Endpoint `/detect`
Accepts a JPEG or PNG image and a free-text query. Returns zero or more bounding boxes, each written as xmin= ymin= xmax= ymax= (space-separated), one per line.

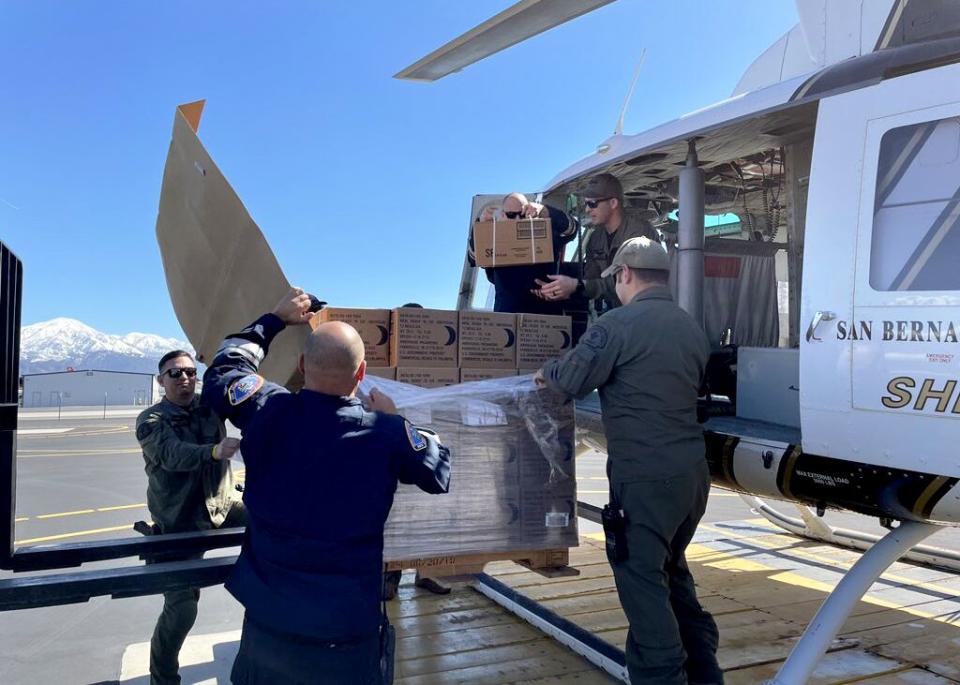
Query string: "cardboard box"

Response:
xmin=458 ymin=311 xmax=517 ymax=369
xmin=317 ymin=308 xmax=391 ymax=366
xmin=390 ymin=308 xmax=458 ymax=368
xmin=396 ymin=367 xmax=460 ymax=388
xmin=516 ymin=314 xmax=573 ymax=369
xmin=472 ymin=218 xmax=554 ymax=267
xmin=366 ymin=367 xmax=396 ymax=380
xmin=460 ymin=368 xmax=519 ymax=383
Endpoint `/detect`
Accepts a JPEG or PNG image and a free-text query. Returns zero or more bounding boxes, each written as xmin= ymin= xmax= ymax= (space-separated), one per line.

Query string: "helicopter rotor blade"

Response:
xmin=395 ymin=0 xmax=616 ymax=82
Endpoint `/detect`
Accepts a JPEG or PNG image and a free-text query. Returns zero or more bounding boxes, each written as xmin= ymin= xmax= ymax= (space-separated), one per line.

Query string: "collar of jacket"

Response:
xmin=298 ymin=389 xmax=361 ymax=407
xmin=630 ymin=285 xmax=673 ymax=304
xmin=602 ymin=213 xmax=633 ymax=242
xmin=160 ymin=395 xmax=201 ymax=415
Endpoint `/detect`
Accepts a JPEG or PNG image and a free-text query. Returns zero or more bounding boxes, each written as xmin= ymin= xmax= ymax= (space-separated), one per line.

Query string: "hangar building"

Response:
xmin=22 ymin=370 xmax=156 ymax=408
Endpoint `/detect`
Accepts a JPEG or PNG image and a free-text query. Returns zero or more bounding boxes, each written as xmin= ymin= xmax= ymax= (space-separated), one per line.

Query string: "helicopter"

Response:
xmin=396 ymin=0 xmax=960 ymax=682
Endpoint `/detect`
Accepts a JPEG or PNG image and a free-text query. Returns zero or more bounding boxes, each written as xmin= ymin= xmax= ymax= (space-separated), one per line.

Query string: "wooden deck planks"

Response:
xmin=393 ymin=604 xmax=521 ymax=637
xmin=397 ymin=650 xmax=617 ymax=684
xmin=496 ymin=562 xmax=613 ymax=589
xmin=725 ymin=649 xmax=916 ymax=684
xmin=391 ymin=578 xmax=616 ymax=683
xmin=397 ymin=638 xmax=616 ymax=682
xmin=856 ymin=670 xmax=960 ymax=684
xmin=398 ymin=622 xmax=544 ymax=661
xmin=390 ymin=522 xmax=960 ymax=683
xmin=387 ymin=586 xmax=492 ymax=619
xmin=857 ymin=623 xmax=960 ymax=682
xmin=510 ymin=671 xmax=620 ymax=684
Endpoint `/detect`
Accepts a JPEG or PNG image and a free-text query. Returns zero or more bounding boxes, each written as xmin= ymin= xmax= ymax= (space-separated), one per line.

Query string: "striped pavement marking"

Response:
xmin=17 ymin=447 xmax=142 ymax=458
xmin=16 ymin=524 xmax=134 ymax=546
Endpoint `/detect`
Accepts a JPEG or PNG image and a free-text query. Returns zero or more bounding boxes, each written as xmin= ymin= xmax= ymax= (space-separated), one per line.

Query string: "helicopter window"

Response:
xmin=871 ymin=117 xmax=960 ymax=291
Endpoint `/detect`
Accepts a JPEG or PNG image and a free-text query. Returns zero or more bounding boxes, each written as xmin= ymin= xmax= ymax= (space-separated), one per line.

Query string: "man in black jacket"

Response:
xmin=202 ymin=288 xmax=452 ymax=684
xmin=469 ymin=192 xmax=577 ymax=314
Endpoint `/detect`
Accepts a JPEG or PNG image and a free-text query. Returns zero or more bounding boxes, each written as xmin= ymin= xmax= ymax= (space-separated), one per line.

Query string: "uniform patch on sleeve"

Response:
xmin=405 ymin=420 xmax=428 ymax=451
xmin=228 ymin=374 xmax=264 ymax=406
xmin=582 ymin=325 xmax=609 ymax=350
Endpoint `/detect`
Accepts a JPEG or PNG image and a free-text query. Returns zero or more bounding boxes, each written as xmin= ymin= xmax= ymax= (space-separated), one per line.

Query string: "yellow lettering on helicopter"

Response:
xmin=881 ymin=376 xmax=960 ymax=413
xmin=881 ymin=376 xmax=914 ymax=409
xmin=916 ymin=378 xmax=958 ymax=412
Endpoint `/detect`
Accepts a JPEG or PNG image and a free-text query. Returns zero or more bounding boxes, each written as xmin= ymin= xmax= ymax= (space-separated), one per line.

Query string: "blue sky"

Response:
xmin=1 ymin=1 xmax=797 ymax=339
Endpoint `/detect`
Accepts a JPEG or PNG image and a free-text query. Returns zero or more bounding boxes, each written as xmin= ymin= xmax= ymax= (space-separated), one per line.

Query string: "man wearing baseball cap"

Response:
xmin=535 ymin=237 xmax=722 ymax=685
xmin=534 ymin=173 xmax=655 ymax=314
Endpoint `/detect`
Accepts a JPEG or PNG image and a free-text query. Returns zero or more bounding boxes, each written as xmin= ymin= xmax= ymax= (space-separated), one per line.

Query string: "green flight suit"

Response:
xmin=543 ymin=286 xmax=722 ymax=685
xmin=136 ymin=396 xmax=245 ymax=685
xmin=581 ymin=214 xmax=657 ymax=312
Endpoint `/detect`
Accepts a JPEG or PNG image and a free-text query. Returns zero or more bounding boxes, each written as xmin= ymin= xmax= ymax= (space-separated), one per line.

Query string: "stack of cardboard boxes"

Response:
xmin=320 ymin=305 xmax=580 ymax=562
xmin=381 ymin=381 xmax=578 ymax=560
xmin=317 ymin=307 xmax=573 ymax=386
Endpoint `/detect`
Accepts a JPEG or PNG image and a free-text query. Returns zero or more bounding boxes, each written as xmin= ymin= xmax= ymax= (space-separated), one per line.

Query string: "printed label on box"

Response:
xmin=459 ymin=312 xmax=516 ymax=369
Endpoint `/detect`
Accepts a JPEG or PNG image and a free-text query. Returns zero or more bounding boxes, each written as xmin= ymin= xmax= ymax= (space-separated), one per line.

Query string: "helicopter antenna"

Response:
xmin=614 ymin=47 xmax=646 ymax=136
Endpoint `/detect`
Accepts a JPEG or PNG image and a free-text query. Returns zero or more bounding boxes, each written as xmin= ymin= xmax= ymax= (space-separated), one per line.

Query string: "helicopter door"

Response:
xmin=802 ymin=62 xmax=960 ymax=476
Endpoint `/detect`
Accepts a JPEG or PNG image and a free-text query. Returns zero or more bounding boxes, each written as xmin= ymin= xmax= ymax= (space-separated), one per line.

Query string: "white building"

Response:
xmin=22 ymin=369 xmax=157 ymax=408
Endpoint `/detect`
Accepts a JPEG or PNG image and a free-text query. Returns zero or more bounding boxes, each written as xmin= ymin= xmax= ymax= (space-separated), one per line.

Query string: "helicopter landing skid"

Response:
xmin=740 ymin=495 xmax=940 ymax=685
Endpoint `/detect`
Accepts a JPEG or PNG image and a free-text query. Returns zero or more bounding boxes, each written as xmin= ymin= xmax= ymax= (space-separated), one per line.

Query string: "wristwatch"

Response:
xmin=575 ymin=279 xmax=585 ymax=296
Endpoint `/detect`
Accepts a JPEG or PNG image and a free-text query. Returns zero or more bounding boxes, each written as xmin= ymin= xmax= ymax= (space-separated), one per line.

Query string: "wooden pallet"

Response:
xmin=386 ymin=547 xmax=579 ymax=579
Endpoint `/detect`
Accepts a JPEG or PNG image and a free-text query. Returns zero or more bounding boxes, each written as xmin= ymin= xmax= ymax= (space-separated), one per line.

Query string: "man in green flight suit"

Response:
xmin=534 ymin=173 xmax=655 ymax=314
xmin=535 ymin=237 xmax=723 ymax=684
xmin=135 ymin=349 xmax=247 ymax=685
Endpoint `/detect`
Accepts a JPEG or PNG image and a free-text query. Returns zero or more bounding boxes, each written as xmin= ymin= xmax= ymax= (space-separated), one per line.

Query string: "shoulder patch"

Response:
xmin=582 ymin=325 xmax=609 ymax=351
xmin=228 ymin=374 xmax=264 ymax=406
xmin=405 ymin=420 xmax=428 ymax=452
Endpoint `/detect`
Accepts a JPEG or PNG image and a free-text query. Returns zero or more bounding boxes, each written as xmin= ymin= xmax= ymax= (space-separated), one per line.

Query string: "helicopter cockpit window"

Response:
xmin=871 ymin=116 xmax=960 ymax=291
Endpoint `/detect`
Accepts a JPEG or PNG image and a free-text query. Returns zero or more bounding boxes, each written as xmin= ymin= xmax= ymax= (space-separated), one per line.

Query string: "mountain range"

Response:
xmin=19 ymin=318 xmax=193 ymax=375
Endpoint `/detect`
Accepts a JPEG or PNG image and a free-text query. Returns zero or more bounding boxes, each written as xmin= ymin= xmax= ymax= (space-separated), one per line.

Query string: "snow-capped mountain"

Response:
xmin=19 ymin=318 xmax=194 ymax=375
xmin=119 ymin=332 xmax=192 ymax=358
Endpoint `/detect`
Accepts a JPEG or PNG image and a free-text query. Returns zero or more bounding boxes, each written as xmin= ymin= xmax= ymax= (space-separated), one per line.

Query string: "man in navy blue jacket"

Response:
xmin=469 ymin=192 xmax=577 ymax=315
xmin=202 ymin=288 xmax=451 ymax=684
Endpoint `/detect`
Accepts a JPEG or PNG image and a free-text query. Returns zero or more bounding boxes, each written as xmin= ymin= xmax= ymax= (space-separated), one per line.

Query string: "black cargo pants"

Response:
xmin=149 ymin=501 xmax=248 ymax=685
xmin=609 ymin=459 xmax=723 ymax=685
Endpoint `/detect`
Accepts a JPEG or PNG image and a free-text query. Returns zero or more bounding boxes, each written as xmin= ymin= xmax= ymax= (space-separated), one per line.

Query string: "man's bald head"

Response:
xmin=301 ymin=321 xmax=366 ymax=395
xmin=502 ymin=192 xmax=528 ymax=214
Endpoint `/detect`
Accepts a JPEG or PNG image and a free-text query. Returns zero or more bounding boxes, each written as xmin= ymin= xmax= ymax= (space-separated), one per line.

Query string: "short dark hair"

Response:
xmin=158 ymin=350 xmax=195 ymax=373
xmin=627 ymin=268 xmax=669 ymax=286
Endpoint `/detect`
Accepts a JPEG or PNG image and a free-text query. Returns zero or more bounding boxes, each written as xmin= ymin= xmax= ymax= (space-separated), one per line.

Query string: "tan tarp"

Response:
xmin=155 ymin=101 xmax=306 ymax=384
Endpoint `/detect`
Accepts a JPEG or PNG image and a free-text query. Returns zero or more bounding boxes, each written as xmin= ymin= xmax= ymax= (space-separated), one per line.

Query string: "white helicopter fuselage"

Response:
xmin=401 ymin=0 xmax=960 ymax=526
xmin=540 ymin=42 xmax=960 ymax=526
xmin=400 ymin=3 xmax=960 ymax=681
xmin=800 ymin=64 xmax=960 ymax=520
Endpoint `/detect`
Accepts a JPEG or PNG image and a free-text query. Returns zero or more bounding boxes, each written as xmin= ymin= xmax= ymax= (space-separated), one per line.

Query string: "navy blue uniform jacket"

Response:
xmin=469 ymin=204 xmax=577 ymax=315
xmin=201 ymin=313 xmax=451 ymax=640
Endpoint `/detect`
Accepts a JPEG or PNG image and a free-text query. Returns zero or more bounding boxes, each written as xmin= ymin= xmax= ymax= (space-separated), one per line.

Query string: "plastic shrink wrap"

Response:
xmin=357 ymin=374 xmax=578 ymax=560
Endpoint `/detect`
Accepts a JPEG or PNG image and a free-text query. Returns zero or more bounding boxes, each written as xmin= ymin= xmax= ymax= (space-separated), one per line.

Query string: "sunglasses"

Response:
xmin=504 ymin=210 xmax=524 ymax=219
xmin=162 ymin=367 xmax=198 ymax=379
xmin=585 ymin=197 xmax=613 ymax=209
